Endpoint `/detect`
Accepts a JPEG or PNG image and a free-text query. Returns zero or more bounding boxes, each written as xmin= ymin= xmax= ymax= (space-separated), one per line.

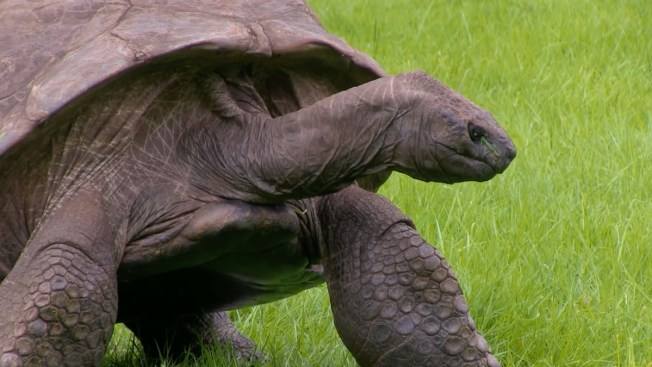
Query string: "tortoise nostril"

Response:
xmin=502 ymin=140 xmax=517 ymax=161
xmin=506 ymin=146 xmax=517 ymax=160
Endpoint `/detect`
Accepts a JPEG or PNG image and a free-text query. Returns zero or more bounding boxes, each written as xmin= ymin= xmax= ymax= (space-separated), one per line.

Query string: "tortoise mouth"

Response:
xmin=435 ymin=136 xmax=516 ymax=183
xmin=440 ymin=159 xmax=497 ymax=183
xmin=431 ymin=142 xmax=499 ymax=183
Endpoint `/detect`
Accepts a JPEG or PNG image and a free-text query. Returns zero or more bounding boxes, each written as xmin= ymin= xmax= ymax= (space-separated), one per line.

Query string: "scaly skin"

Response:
xmin=318 ymin=186 xmax=499 ymax=367
xmin=0 ymin=190 xmax=117 ymax=367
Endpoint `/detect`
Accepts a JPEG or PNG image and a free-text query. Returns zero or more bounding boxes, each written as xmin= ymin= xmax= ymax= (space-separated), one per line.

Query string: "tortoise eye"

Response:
xmin=468 ymin=123 xmax=486 ymax=143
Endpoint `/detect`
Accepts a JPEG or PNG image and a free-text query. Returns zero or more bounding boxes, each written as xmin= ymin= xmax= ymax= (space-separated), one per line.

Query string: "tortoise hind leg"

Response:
xmin=124 ymin=311 xmax=262 ymax=364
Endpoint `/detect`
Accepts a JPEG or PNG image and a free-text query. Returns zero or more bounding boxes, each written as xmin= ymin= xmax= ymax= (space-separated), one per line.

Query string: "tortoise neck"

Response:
xmin=181 ymin=75 xmax=406 ymax=204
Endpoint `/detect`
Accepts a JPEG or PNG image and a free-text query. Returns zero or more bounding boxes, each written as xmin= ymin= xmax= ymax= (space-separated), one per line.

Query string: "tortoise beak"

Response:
xmin=489 ymin=138 xmax=516 ymax=174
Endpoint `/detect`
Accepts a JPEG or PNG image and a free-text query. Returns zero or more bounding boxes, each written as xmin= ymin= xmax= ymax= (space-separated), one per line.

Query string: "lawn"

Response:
xmin=106 ymin=0 xmax=652 ymax=366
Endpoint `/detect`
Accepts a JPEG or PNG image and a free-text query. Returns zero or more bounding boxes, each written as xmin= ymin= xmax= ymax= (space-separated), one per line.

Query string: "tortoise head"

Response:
xmin=391 ymin=71 xmax=516 ymax=183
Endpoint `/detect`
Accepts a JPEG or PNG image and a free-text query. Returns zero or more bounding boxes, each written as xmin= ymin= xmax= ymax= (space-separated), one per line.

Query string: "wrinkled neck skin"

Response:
xmin=179 ymin=73 xmax=406 ymax=203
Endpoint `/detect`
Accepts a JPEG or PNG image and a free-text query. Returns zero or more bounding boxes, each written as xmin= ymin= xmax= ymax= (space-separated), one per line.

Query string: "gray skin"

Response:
xmin=0 ymin=1 xmax=515 ymax=366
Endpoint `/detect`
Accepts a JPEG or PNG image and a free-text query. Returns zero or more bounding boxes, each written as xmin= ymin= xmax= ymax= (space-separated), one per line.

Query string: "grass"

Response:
xmin=106 ymin=0 xmax=652 ymax=366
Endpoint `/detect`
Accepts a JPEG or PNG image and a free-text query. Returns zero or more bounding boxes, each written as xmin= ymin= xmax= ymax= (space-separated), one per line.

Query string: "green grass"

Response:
xmin=106 ymin=0 xmax=652 ymax=365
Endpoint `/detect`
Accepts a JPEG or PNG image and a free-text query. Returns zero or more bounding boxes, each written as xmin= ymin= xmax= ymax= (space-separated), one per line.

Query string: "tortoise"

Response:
xmin=0 ymin=0 xmax=516 ymax=366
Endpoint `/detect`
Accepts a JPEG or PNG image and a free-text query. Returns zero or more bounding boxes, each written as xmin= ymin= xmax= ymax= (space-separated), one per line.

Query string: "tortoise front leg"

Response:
xmin=317 ymin=186 xmax=499 ymax=367
xmin=0 ymin=192 xmax=118 ymax=367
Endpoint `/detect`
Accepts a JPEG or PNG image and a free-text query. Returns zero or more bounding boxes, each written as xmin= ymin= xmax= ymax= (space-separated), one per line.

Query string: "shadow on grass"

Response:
xmin=104 ymin=324 xmax=269 ymax=367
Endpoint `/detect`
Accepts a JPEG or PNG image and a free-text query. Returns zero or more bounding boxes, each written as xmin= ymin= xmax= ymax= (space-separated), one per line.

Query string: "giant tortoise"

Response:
xmin=0 ymin=0 xmax=515 ymax=366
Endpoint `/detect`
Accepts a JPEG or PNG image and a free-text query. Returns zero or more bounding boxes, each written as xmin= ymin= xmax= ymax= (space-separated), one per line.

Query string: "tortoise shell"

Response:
xmin=0 ymin=0 xmax=385 ymax=156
